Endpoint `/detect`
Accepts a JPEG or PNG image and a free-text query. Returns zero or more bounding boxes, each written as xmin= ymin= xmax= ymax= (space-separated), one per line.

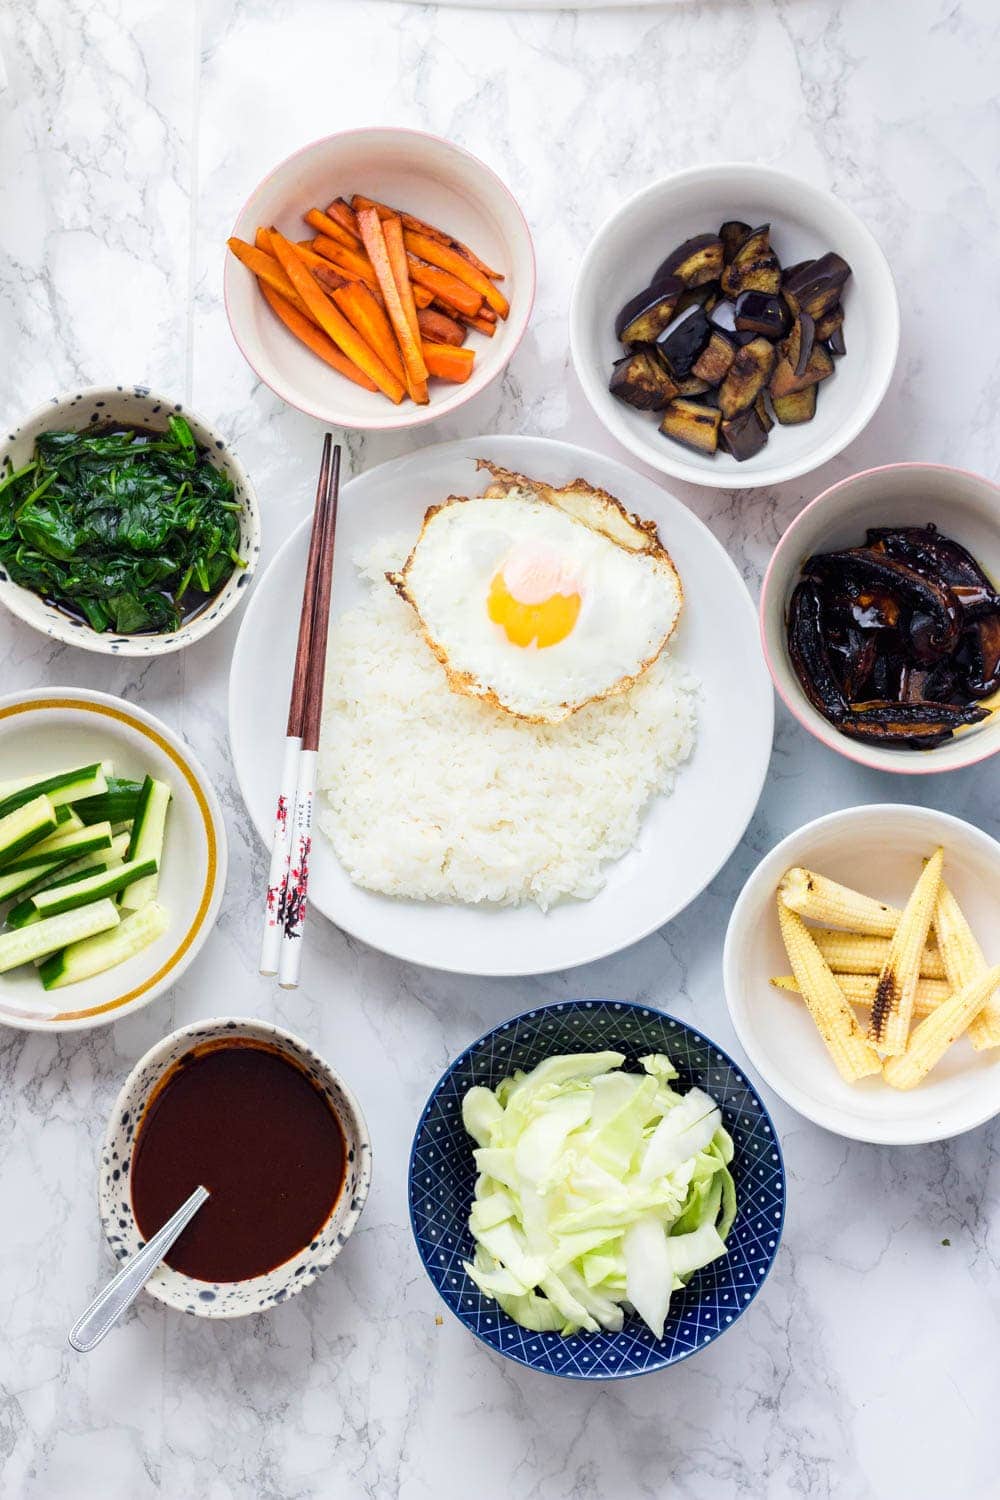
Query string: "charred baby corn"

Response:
xmin=776 ymin=903 xmax=882 ymax=1083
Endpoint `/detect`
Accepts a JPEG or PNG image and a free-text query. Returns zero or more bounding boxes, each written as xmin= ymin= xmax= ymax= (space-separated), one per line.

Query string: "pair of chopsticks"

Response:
xmin=259 ymin=435 xmax=341 ymax=988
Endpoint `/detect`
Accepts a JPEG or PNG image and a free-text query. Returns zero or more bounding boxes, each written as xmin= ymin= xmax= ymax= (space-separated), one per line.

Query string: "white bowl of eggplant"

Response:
xmin=0 ymin=385 xmax=261 ymax=656
xmin=760 ymin=462 xmax=1000 ymax=772
xmin=570 ymin=163 xmax=899 ymax=489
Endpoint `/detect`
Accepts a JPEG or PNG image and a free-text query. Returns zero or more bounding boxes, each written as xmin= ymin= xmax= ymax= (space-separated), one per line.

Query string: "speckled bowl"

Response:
xmin=99 ymin=1017 xmax=372 ymax=1318
xmin=409 ymin=999 xmax=785 ymax=1379
xmin=0 ymin=385 xmax=261 ymax=656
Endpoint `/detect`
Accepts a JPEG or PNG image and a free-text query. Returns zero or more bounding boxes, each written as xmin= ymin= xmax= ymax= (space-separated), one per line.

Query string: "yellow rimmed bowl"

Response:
xmin=0 ymin=688 xmax=227 ymax=1031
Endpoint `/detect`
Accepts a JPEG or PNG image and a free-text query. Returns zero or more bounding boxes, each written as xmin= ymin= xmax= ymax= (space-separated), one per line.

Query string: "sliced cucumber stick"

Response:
xmin=0 ymin=825 xmax=114 ymax=890
xmin=8 ymin=854 xmax=145 ymax=930
xmin=22 ymin=833 xmax=130 ymax=902
xmin=31 ymin=857 xmax=157 ymax=920
xmin=0 ymin=795 xmax=59 ymax=871
xmin=0 ymin=853 xmax=67 ymax=903
xmin=76 ymin=778 xmax=143 ymax=827
xmin=40 ymin=902 xmax=168 ymax=990
xmin=121 ymin=778 xmax=171 ymax=910
xmin=0 ymin=899 xmax=120 ymax=973
xmin=0 ymin=763 xmax=108 ymax=821
xmin=0 ymin=760 xmax=114 ymax=802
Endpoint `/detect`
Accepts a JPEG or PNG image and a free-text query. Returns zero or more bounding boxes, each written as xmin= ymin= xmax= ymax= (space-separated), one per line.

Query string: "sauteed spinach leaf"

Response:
xmin=0 ymin=416 xmax=245 ymax=634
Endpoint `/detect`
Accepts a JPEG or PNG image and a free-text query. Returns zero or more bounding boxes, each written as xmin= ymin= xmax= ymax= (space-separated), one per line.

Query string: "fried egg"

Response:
xmin=388 ymin=465 xmax=683 ymax=723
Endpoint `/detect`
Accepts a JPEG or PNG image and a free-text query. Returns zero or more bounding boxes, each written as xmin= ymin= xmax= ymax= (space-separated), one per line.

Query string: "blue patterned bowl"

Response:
xmin=409 ymin=1000 xmax=784 ymax=1378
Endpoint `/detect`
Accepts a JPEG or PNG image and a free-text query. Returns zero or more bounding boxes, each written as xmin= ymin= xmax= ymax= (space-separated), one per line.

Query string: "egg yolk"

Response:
xmin=487 ymin=552 xmax=582 ymax=648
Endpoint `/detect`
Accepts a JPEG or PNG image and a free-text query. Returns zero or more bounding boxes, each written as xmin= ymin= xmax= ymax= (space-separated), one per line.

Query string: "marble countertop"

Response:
xmin=1 ymin=1 xmax=999 ymax=1496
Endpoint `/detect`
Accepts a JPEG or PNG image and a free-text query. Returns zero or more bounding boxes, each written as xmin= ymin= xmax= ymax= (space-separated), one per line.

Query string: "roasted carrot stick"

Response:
xmin=403 ymin=230 xmax=509 ymax=319
xmin=228 ymin=238 xmax=315 ymax=321
xmin=259 ymin=283 xmax=378 ymax=392
xmin=356 ymin=207 xmax=428 ymax=401
xmin=332 ymin=280 xmax=407 ymax=386
xmin=269 ymin=230 xmax=405 ymax=403
xmin=405 ymin=260 xmax=481 ymax=317
xmin=324 ymin=198 xmax=363 ymax=244
xmin=383 ymin=216 xmax=422 ymax=344
xmin=422 ymin=342 xmax=475 ymax=383
xmin=311 ymin=235 xmax=436 ymax=308
xmin=443 ymin=304 xmax=497 ymax=337
xmin=311 ymin=263 xmax=349 ymax=295
xmin=311 ymin=235 xmax=381 ymax=288
xmin=416 ymin=306 xmax=467 ymax=347
xmin=350 ymin=193 xmax=503 ymax=281
xmin=304 ymin=208 xmax=361 ymax=253
xmin=290 ymin=237 xmax=346 ymax=273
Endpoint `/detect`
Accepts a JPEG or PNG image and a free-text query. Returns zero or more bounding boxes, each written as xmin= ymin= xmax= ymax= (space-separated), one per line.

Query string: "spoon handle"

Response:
xmin=69 ymin=1185 xmax=209 ymax=1352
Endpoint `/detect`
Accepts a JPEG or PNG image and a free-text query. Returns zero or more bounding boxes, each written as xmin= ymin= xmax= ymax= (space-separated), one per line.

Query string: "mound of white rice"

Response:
xmin=317 ymin=537 xmax=698 ymax=910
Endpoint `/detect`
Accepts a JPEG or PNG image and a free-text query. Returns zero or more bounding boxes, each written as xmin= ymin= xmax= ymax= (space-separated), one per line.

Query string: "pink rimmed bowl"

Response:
xmin=224 ymin=128 xmax=535 ymax=431
xmin=760 ymin=462 xmax=1000 ymax=774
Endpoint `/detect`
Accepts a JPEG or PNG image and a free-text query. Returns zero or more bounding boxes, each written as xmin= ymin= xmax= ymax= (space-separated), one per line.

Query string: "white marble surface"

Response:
xmin=1 ymin=1 xmax=999 ymax=1495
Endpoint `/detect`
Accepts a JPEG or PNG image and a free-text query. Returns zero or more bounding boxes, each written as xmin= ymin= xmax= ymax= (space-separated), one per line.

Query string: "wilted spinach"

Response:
xmin=0 ymin=415 xmax=246 ymax=633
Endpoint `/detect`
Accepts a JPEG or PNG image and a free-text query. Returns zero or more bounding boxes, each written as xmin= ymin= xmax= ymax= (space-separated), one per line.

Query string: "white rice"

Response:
xmin=318 ymin=536 xmax=699 ymax=910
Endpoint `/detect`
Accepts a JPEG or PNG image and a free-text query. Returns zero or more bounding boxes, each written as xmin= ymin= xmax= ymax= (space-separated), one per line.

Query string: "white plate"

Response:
xmin=229 ymin=436 xmax=773 ymax=976
xmin=724 ymin=804 xmax=1000 ymax=1144
xmin=0 ymin=689 xmax=227 ymax=1031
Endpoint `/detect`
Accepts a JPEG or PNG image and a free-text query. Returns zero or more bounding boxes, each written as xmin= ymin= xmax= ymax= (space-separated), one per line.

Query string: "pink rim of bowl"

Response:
xmin=223 ymin=127 xmax=536 ymax=432
xmin=760 ymin=459 xmax=1000 ymax=775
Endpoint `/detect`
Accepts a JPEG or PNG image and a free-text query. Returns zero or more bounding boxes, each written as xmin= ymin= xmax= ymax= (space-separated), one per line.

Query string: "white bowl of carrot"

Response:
xmin=224 ymin=128 xmax=536 ymax=430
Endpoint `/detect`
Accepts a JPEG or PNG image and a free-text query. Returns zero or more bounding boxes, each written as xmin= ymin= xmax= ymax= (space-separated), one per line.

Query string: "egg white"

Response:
xmin=389 ymin=474 xmax=683 ymax=723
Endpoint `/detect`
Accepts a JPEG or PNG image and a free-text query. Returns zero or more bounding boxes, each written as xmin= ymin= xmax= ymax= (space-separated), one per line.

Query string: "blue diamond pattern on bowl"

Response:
xmin=408 ymin=999 xmax=784 ymax=1379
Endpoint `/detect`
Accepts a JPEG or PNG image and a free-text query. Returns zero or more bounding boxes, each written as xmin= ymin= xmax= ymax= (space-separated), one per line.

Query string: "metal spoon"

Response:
xmin=68 ymin=1185 xmax=209 ymax=1352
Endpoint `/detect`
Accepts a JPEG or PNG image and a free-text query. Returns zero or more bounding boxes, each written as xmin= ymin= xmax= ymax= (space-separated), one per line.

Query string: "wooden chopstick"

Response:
xmin=277 ymin=442 xmax=341 ymax=989
xmin=259 ymin=435 xmax=334 ymax=978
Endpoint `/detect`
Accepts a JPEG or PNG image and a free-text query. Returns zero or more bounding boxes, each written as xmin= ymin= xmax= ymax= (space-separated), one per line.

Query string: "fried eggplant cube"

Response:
xmin=770 ymin=341 xmax=834 ymax=398
xmin=734 ymin=291 xmax=789 ymax=338
xmin=659 ymin=399 xmax=721 ymax=455
xmin=654 ymin=305 xmax=712 ymax=379
xmin=782 ymin=253 xmax=852 ymax=320
xmin=720 ymin=406 xmax=770 ymax=461
xmin=718 ymin=337 xmax=777 ymax=419
xmin=608 ymin=349 xmax=679 ymax=410
xmin=719 ymin=220 xmax=753 ymax=263
xmin=721 ymin=225 xmax=781 ymax=297
xmin=615 ymin=275 xmax=685 ymax=344
xmin=692 ymin=329 xmax=736 ymax=384
xmin=653 ymin=234 xmax=725 ymax=288
xmin=782 ymin=312 xmax=816 ymax=377
xmin=772 ymin=385 xmax=818 ymax=424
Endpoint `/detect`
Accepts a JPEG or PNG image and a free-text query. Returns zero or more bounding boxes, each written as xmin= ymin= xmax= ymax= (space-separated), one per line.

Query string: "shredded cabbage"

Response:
xmin=461 ymin=1051 xmax=737 ymax=1340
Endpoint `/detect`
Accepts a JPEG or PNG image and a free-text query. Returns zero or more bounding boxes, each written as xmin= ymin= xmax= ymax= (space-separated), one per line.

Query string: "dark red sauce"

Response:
xmin=131 ymin=1040 xmax=346 ymax=1283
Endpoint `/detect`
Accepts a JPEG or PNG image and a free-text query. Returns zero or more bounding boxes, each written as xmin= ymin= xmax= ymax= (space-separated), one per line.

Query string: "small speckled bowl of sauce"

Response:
xmin=99 ymin=1017 xmax=372 ymax=1318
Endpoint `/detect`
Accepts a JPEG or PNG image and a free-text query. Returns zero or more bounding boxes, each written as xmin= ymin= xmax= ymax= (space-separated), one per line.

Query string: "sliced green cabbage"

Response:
xmin=461 ymin=1050 xmax=737 ymax=1341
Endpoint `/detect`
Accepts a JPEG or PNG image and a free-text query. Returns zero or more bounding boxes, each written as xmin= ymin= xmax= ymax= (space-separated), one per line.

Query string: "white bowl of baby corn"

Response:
xmin=724 ymin=803 xmax=1000 ymax=1145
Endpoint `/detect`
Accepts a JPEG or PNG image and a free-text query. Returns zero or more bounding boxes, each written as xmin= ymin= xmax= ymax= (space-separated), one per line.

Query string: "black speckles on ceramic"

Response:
xmin=98 ymin=1017 xmax=372 ymax=1320
xmin=0 ymin=386 xmax=262 ymax=658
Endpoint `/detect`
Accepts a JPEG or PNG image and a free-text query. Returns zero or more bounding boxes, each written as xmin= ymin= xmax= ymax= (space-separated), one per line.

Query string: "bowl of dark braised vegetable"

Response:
xmin=570 ymin=164 xmax=899 ymax=489
xmin=0 ymin=387 xmax=260 ymax=655
xmin=761 ymin=463 xmax=1000 ymax=772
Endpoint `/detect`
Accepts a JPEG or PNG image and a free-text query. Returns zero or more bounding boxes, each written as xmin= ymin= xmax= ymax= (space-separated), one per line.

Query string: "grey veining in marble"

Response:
xmin=1 ymin=1 xmax=999 ymax=1496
